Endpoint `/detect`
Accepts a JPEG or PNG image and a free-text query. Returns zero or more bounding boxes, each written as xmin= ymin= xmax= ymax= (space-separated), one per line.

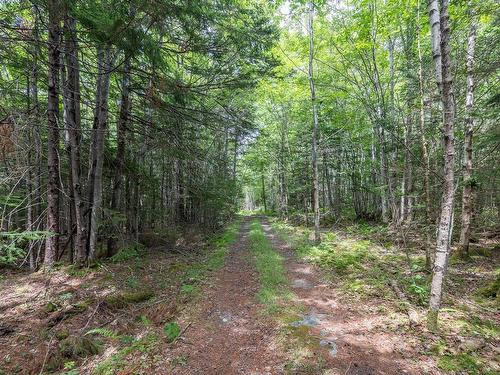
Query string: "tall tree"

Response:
xmin=417 ymin=0 xmax=433 ymax=270
xmin=428 ymin=0 xmax=442 ymax=90
xmin=27 ymin=4 xmax=42 ymax=270
xmin=307 ymin=0 xmax=321 ymax=243
xmin=61 ymin=9 xmax=86 ymax=264
xmin=458 ymin=4 xmax=477 ymax=258
xmin=428 ymin=0 xmax=456 ymax=330
xmin=107 ymin=56 xmax=131 ymax=256
xmin=44 ymin=0 xmax=62 ymax=268
xmin=87 ymin=46 xmax=112 ymax=262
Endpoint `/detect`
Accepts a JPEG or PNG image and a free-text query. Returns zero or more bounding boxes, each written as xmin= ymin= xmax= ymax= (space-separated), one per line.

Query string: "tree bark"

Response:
xmin=307 ymin=0 xmax=321 ymax=242
xmin=62 ymin=12 xmax=86 ymax=264
xmin=428 ymin=0 xmax=456 ymax=330
xmin=428 ymin=0 xmax=442 ymax=90
xmin=261 ymin=165 xmax=267 ymax=212
xmin=107 ymin=56 xmax=131 ymax=257
xmin=417 ymin=1 xmax=433 ymax=270
xmin=400 ymin=114 xmax=413 ymax=225
xmin=26 ymin=75 xmax=35 ymax=270
xmin=27 ymin=5 xmax=42 ymax=270
xmin=458 ymin=8 xmax=477 ymax=258
xmin=44 ymin=0 xmax=62 ymax=268
xmin=87 ymin=46 xmax=112 ymax=262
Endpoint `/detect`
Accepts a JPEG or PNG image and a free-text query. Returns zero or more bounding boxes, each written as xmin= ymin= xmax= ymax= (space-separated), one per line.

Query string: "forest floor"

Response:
xmin=0 ymin=215 xmax=498 ymax=374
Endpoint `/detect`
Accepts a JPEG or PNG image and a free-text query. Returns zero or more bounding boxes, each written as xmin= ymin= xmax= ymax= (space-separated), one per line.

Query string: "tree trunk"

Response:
xmin=307 ymin=0 xmax=321 ymax=242
xmin=61 ymin=58 xmax=75 ymax=261
xmin=400 ymin=114 xmax=413 ymax=225
xmin=26 ymin=74 xmax=36 ymax=270
xmin=428 ymin=0 xmax=442 ymax=90
xmin=417 ymin=1 xmax=433 ymax=270
xmin=428 ymin=0 xmax=456 ymax=330
xmin=261 ymin=166 xmax=267 ymax=212
xmin=324 ymin=158 xmax=334 ymax=215
xmin=458 ymin=9 xmax=477 ymax=258
xmin=87 ymin=46 xmax=112 ymax=262
xmin=107 ymin=56 xmax=131 ymax=257
xmin=373 ymin=119 xmax=390 ymax=223
xmin=27 ymin=5 xmax=41 ymax=270
xmin=44 ymin=0 xmax=62 ymax=268
xmin=62 ymin=12 xmax=86 ymax=264
xmin=233 ymin=128 xmax=239 ymax=181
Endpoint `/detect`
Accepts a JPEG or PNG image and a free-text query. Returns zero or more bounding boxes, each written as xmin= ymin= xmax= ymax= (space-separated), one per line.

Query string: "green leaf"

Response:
xmin=180 ymin=284 xmax=195 ymax=294
xmin=163 ymin=322 xmax=181 ymax=343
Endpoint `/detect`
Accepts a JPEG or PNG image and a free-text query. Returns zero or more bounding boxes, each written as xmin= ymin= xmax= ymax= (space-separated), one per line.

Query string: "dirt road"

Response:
xmin=170 ymin=216 xmax=411 ymax=375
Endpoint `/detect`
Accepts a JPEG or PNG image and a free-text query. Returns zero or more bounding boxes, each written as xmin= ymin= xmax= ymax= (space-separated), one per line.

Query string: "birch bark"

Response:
xmin=428 ymin=0 xmax=456 ymax=330
xmin=458 ymin=8 xmax=477 ymax=258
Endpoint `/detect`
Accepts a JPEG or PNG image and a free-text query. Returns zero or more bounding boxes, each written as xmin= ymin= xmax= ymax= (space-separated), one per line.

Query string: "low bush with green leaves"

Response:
xmin=163 ymin=322 xmax=181 ymax=342
xmin=404 ymin=274 xmax=430 ymax=306
xmin=0 ymin=230 xmax=50 ymax=266
xmin=110 ymin=243 xmax=144 ymax=263
xmin=346 ymin=222 xmax=387 ymax=237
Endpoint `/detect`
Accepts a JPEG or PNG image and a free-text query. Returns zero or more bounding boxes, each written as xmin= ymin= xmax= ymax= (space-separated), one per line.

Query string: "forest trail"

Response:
xmin=169 ymin=216 xmax=286 ymax=374
xmin=171 ymin=216 xmax=410 ymax=375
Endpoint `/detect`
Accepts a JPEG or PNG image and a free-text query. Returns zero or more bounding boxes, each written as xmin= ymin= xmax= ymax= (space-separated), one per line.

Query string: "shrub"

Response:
xmin=0 ymin=231 xmax=50 ymax=266
xmin=110 ymin=244 xmax=143 ymax=263
xmin=163 ymin=322 xmax=181 ymax=342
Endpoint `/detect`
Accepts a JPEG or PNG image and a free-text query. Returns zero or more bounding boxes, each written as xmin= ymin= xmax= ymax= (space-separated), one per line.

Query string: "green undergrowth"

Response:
xmin=438 ymin=353 xmax=478 ymax=373
xmin=238 ymin=209 xmax=277 ymax=216
xmin=345 ymin=222 xmax=388 ymax=237
xmin=476 ymin=273 xmax=500 ymax=306
xmin=44 ymin=335 xmax=102 ymax=373
xmin=271 ymin=218 xmax=500 ymax=374
xmin=93 ymin=333 xmax=160 ymax=375
xmin=110 ymin=243 xmax=144 ymax=262
xmin=270 ymin=219 xmax=432 ymax=304
xmin=437 ymin=353 xmax=491 ymax=375
xmin=87 ymin=322 xmax=184 ymax=374
xmin=461 ymin=316 xmax=500 ymax=339
xmin=249 ymin=220 xmax=291 ymax=313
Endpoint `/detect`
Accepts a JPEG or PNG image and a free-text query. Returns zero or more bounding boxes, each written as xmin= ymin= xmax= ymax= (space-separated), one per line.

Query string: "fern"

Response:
xmin=85 ymin=328 xmax=118 ymax=339
xmin=163 ymin=322 xmax=181 ymax=343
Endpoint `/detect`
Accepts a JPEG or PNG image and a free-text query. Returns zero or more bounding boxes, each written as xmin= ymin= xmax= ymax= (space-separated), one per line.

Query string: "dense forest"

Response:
xmin=0 ymin=0 xmax=498 ymax=374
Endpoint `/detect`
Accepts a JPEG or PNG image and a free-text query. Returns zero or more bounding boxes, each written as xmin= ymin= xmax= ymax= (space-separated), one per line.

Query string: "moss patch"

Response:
xmin=59 ymin=335 xmax=101 ymax=359
xmin=477 ymin=275 xmax=500 ymax=302
xmin=104 ymin=290 xmax=154 ymax=309
xmin=93 ymin=334 xmax=158 ymax=375
xmin=438 ymin=353 xmax=482 ymax=374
